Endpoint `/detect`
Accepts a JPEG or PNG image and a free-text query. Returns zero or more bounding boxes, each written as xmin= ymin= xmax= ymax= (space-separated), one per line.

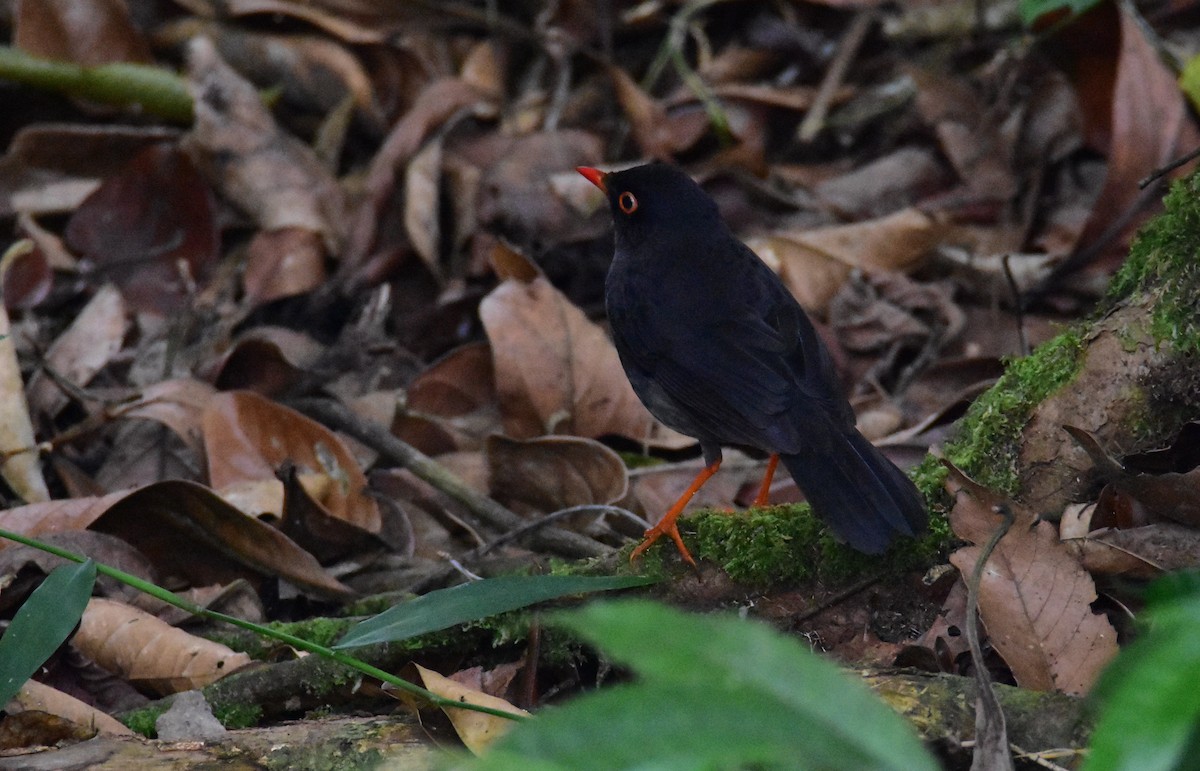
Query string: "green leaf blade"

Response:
xmin=458 ymin=599 xmax=938 ymax=771
xmin=335 ymin=574 xmax=657 ymax=648
xmin=0 ymin=559 xmax=97 ymax=706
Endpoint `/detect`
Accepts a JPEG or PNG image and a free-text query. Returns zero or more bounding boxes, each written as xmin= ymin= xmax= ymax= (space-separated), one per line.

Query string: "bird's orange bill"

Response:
xmin=752 ymin=454 xmax=780 ymax=508
xmin=577 ymin=166 xmax=608 ymax=193
xmin=629 ymin=459 xmax=723 ymax=567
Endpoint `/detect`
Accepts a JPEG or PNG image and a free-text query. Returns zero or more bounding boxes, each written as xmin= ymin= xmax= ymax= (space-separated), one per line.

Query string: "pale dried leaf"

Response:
xmin=6 ymin=680 xmax=134 ymax=736
xmin=405 ymin=137 xmax=444 ymax=278
xmin=0 ymin=242 xmax=50 ymax=502
xmin=75 ymin=598 xmax=251 ymax=696
xmin=26 ymin=284 xmax=128 ymax=417
xmin=415 ymin=663 xmax=529 ymax=755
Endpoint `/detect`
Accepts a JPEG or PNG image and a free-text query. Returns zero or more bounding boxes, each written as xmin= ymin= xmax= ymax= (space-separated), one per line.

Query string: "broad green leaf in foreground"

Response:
xmin=0 ymin=559 xmax=97 ymax=706
xmin=1084 ymin=572 xmax=1200 ymax=771
xmin=455 ymin=599 xmax=939 ymax=771
xmin=1018 ymin=0 xmax=1103 ymax=26
xmin=335 ymin=574 xmax=657 ymax=648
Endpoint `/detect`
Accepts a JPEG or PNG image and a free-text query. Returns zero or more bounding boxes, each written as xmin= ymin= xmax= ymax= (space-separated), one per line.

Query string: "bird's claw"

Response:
xmin=630 ymin=523 xmax=697 ymax=568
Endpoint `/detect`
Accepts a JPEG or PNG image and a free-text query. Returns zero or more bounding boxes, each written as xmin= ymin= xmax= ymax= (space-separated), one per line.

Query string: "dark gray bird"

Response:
xmin=579 ymin=163 xmax=926 ymax=565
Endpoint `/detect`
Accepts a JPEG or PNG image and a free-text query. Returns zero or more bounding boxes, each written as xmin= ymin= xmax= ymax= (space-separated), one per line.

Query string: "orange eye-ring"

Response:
xmin=618 ymin=191 xmax=638 ymax=214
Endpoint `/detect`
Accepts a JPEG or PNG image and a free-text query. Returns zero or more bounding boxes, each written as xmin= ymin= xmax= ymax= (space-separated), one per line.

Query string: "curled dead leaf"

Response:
xmin=75 ymin=597 xmax=251 ymax=696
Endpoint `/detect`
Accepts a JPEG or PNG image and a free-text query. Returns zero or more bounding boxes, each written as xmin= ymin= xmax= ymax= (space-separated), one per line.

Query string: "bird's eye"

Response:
xmin=618 ymin=191 xmax=638 ymax=214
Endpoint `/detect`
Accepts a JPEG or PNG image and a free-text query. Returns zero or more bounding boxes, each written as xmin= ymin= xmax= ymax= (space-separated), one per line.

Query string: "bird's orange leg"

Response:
xmin=751 ymin=454 xmax=780 ymax=508
xmin=630 ymin=459 xmax=722 ymax=567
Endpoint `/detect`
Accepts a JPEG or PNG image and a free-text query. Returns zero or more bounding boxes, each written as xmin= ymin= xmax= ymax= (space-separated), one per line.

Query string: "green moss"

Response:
xmin=684 ymin=504 xmax=951 ymax=587
xmin=214 ymin=702 xmax=263 ymax=729
xmin=120 ymin=704 xmax=168 ymax=738
xmin=941 ymin=329 xmax=1085 ymax=493
xmin=209 ymin=617 xmax=356 ymax=660
xmin=1108 ymin=174 xmax=1200 ymax=354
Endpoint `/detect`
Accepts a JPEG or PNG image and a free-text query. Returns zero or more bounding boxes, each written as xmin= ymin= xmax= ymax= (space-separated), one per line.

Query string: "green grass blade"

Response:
xmin=0 ymin=559 xmax=97 ymax=705
xmin=335 ymin=575 xmax=657 ymax=648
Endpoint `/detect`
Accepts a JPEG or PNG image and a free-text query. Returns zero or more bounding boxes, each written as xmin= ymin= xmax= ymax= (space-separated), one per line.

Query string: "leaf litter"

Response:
xmin=0 ymin=0 xmax=1197 ymax=765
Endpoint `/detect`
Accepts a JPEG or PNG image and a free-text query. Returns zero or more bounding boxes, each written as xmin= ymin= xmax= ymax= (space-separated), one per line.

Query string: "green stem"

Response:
xmin=0 ymin=528 xmax=526 ymax=723
xmin=0 ymin=45 xmax=193 ymax=123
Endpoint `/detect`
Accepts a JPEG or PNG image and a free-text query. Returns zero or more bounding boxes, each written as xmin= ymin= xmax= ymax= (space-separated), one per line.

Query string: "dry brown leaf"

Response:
xmin=183 ymin=37 xmax=345 ymax=251
xmin=344 ymin=78 xmax=488 ymax=271
xmin=0 ymin=242 xmax=50 ymax=503
xmin=5 ymin=680 xmax=135 ymax=737
xmin=118 ymin=378 xmax=218 ymax=455
xmin=405 ymin=137 xmax=444 ymax=279
xmin=486 ymin=434 xmax=629 ymax=516
xmin=414 ymin=663 xmax=529 ymax=755
xmin=75 ymin=598 xmax=252 ymax=696
xmin=0 ymin=494 xmax=126 ymax=549
xmin=393 ymin=341 xmax=501 ymax=455
xmin=64 ymin=144 xmax=219 ymax=316
xmin=26 ymin=284 xmax=129 ymax=417
xmin=1072 ymin=523 xmax=1200 ymax=578
xmin=610 ymin=65 xmax=693 ymax=160
xmin=209 ymin=327 xmax=325 ymax=396
xmin=203 ymin=390 xmax=381 ymax=535
xmin=749 ymin=208 xmax=941 ymax=314
xmin=243 ymin=227 xmax=328 ymax=306
xmin=945 ymin=465 xmax=1117 ymax=695
xmin=1070 ymin=4 xmax=1200 ymax=267
xmin=479 ymin=276 xmax=690 ymax=448
xmin=93 ymin=480 xmax=353 ymax=598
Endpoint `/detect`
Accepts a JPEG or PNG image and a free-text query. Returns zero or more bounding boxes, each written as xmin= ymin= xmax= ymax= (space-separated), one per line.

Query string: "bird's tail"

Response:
xmin=779 ymin=429 xmax=926 ymax=554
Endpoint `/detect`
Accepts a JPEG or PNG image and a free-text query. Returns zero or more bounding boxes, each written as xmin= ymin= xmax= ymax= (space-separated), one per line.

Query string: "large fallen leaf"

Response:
xmin=945 ymin=465 xmax=1117 ymax=695
xmin=25 ymin=283 xmax=128 ymax=417
xmin=182 ymin=37 xmax=345 ymax=250
xmin=335 ymin=574 xmax=657 ymax=649
xmin=64 ymin=143 xmax=219 ymax=316
xmin=747 ymin=208 xmax=942 ymax=315
xmin=74 ymin=597 xmax=251 ymax=696
xmin=203 ymin=390 xmax=381 ymax=535
xmin=93 ymin=480 xmax=353 ymax=598
xmin=5 ymin=679 xmax=133 ymax=736
xmin=415 ymin=664 xmax=529 ymax=755
xmin=486 ymin=434 xmax=628 ymax=516
xmin=393 ymin=341 xmax=501 ymax=455
xmin=479 ymin=276 xmax=690 ymax=448
xmin=0 ymin=241 xmax=50 ymax=503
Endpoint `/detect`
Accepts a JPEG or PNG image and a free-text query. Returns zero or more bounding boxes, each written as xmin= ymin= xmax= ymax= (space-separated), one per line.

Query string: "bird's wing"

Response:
xmin=610 ymin=243 xmax=850 ymax=452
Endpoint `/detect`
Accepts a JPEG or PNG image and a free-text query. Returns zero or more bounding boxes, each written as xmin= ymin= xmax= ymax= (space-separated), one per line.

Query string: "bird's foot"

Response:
xmin=630 ymin=521 xmax=697 ymax=568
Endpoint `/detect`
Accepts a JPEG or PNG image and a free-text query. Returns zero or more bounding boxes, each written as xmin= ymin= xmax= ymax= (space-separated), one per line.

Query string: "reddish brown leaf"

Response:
xmin=118 ymin=379 xmax=218 ymax=456
xmin=945 ymin=465 xmax=1117 ymax=695
xmin=202 ymin=390 xmax=381 ymax=535
xmin=64 ymin=144 xmax=219 ymax=316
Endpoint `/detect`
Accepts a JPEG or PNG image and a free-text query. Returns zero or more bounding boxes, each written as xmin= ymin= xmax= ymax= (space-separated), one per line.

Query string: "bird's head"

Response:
xmin=578 ymin=164 xmax=723 ymax=252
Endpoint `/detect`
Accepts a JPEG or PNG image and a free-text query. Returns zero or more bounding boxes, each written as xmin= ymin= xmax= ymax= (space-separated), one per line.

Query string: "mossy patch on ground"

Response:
xmin=681 ymin=503 xmax=951 ymax=587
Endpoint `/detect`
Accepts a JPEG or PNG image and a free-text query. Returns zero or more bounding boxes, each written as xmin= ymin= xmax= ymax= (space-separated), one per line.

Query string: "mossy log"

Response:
xmin=927 ymin=174 xmax=1200 ymax=517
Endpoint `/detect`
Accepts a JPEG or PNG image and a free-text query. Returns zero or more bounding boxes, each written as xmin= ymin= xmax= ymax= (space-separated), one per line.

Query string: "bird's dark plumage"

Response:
xmin=581 ymin=163 xmax=925 ymax=558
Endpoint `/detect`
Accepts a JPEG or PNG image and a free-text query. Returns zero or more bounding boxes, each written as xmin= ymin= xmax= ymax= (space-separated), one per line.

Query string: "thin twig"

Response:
xmin=793 ymin=573 xmax=885 ymax=625
xmin=797 ymin=9 xmax=876 ymax=142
